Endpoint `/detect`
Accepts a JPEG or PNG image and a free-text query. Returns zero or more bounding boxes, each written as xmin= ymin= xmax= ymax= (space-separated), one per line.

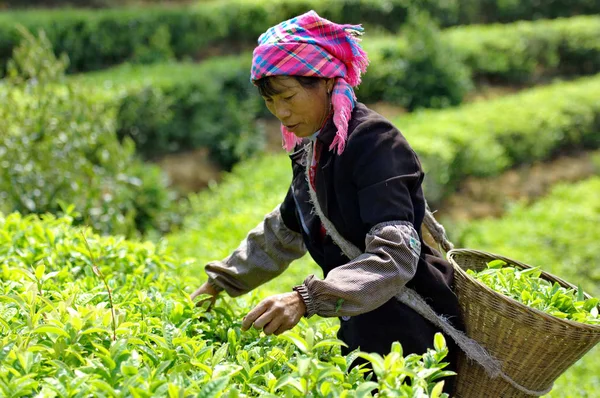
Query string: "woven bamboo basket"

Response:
xmin=447 ymin=249 xmax=600 ymax=397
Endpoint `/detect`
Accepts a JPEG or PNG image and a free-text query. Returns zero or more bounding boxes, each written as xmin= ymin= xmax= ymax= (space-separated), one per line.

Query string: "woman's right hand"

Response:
xmin=190 ymin=282 xmax=221 ymax=309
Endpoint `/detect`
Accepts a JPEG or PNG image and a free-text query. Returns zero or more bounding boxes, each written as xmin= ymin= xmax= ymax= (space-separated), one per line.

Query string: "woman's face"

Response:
xmin=261 ymin=76 xmax=334 ymax=138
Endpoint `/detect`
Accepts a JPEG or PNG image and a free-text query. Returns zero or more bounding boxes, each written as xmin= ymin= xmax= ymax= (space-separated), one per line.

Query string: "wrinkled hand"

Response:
xmin=242 ymin=292 xmax=307 ymax=336
xmin=190 ymin=282 xmax=220 ymax=309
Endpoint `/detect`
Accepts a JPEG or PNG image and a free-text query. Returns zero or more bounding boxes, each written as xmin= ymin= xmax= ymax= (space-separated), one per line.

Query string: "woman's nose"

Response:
xmin=274 ymin=103 xmax=292 ymax=120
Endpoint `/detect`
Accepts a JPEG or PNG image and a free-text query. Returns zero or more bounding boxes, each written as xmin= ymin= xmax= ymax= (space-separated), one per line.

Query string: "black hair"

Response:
xmin=256 ymin=76 xmax=323 ymax=98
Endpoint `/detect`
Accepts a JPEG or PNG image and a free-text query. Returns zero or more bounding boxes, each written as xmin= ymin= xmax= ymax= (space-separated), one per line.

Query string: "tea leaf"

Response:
xmin=32 ymin=325 xmax=69 ymax=338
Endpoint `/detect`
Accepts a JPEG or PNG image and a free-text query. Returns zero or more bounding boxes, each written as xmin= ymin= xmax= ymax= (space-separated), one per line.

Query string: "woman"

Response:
xmin=191 ymin=10 xmax=464 ymax=393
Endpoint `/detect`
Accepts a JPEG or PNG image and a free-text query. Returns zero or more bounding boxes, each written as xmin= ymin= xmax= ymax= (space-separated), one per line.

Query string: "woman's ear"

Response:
xmin=326 ymin=78 xmax=335 ymax=95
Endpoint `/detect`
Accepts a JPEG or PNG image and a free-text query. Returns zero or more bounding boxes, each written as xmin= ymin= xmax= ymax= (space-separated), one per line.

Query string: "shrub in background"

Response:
xmin=3 ymin=0 xmax=600 ymax=77
xmin=100 ymin=56 xmax=265 ymax=170
xmin=0 ymin=28 xmax=182 ymax=237
xmin=445 ymin=16 xmax=600 ymax=84
xmin=363 ymin=10 xmax=472 ymax=110
xmin=395 ymin=75 xmax=600 ymax=203
xmin=359 ymin=16 xmax=600 ymax=104
xmin=73 ymin=16 xmax=600 ymax=168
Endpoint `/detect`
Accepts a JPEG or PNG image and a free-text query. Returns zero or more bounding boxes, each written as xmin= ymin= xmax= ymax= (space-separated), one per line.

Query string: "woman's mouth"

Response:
xmin=285 ymin=123 xmax=299 ymax=130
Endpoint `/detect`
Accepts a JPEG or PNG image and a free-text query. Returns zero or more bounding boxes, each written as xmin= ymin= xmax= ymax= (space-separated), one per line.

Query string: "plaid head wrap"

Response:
xmin=251 ymin=10 xmax=369 ymax=154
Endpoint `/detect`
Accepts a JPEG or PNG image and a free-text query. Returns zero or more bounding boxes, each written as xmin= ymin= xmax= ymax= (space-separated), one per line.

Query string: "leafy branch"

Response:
xmin=80 ymin=231 xmax=117 ymax=341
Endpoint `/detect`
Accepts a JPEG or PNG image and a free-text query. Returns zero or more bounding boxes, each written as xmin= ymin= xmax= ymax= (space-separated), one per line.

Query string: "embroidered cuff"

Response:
xmin=292 ymin=284 xmax=317 ymax=318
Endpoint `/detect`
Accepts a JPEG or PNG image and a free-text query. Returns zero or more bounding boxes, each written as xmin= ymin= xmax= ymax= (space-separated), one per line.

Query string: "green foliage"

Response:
xmin=73 ymin=56 xmax=264 ymax=169
xmin=364 ymin=10 xmax=472 ymax=110
xmin=457 ymin=0 xmax=600 ymax=24
xmin=395 ymin=75 xmax=600 ymax=203
xmin=360 ymin=15 xmax=600 ymax=104
xmin=2 ymin=0 xmax=600 ymax=76
xmin=467 ymin=260 xmax=599 ymax=324
xmin=130 ymin=24 xmax=175 ymax=65
xmin=167 ymin=154 xmax=294 ymax=274
xmin=0 ymin=28 xmax=182 ymax=237
xmin=0 ymin=211 xmax=453 ymax=396
xmin=164 ymin=152 xmax=324 ymax=297
xmin=444 ymin=16 xmax=600 ymax=83
xmin=5 ymin=25 xmax=69 ymax=84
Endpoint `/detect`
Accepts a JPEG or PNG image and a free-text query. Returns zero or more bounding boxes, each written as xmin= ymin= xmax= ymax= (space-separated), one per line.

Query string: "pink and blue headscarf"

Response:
xmin=251 ymin=10 xmax=369 ymax=155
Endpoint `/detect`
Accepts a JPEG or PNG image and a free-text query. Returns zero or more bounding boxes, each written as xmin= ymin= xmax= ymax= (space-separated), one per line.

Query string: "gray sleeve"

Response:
xmin=293 ymin=221 xmax=420 ymax=318
xmin=205 ymin=205 xmax=307 ymax=297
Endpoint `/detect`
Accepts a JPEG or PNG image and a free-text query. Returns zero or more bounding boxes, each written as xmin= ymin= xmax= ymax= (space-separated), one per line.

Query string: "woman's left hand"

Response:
xmin=242 ymin=292 xmax=307 ymax=335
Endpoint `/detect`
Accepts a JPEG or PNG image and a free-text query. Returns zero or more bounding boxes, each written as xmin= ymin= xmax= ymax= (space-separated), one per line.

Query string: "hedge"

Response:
xmin=395 ymin=74 xmax=600 ymax=203
xmin=0 ymin=0 xmax=454 ymax=76
xmin=444 ymin=15 xmax=600 ymax=83
xmin=70 ymin=16 xmax=600 ymax=164
xmin=73 ymin=55 xmax=264 ymax=169
xmin=2 ymin=0 xmax=600 ymax=75
xmin=359 ymin=15 xmax=600 ymax=105
xmin=0 ymin=29 xmax=183 ymax=238
xmin=0 ymin=211 xmax=454 ymax=398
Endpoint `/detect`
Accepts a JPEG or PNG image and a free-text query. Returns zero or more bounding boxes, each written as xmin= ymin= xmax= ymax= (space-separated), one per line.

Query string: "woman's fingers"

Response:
xmin=190 ymin=282 xmax=220 ymax=308
xmin=242 ymin=293 xmax=304 ymax=334
xmin=263 ymin=318 xmax=283 ymax=335
xmin=273 ymin=323 xmax=290 ymax=336
xmin=251 ymin=311 xmax=273 ymax=330
xmin=241 ymin=300 xmax=269 ymax=330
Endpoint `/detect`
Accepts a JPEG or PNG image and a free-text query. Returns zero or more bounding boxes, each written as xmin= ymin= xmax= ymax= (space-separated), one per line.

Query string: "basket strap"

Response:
xmin=423 ymin=201 xmax=454 ymax=252
xmin=303 ymin=145 xmax=553 ymax=396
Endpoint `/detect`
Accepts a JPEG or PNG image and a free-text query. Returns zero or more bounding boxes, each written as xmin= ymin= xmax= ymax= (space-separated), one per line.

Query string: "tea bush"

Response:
xmin=67 ymin=17 xmax=600 ymax=164
xmin=0 ymin=211 xmax=455 ymax=397
xmin=2 ymin=0 xmax=600 ymax=76
xmin=444 ymin=16 xmax=600 ymax=83
xmin=360 ymin=10 xmax=473 ymax=110
xmin=74 ymin=55 xmax=264 ymax=169
xmin=0 ymin=29 xmax=182 ymax=238
xmin=393 ymin=74 xmax=600 ymax=203
xmin=361 ymin=15 xmax=600 ymax=101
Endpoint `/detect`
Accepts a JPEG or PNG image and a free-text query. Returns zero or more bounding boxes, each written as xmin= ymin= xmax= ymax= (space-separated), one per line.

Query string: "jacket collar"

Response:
xmin=316 ymin=115 xmax=337 ymax=149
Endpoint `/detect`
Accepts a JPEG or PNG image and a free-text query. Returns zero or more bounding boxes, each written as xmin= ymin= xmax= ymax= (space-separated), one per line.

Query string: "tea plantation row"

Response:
xmin=67 ymin=16 xmax=600 ymax=165
xmin=0 ymin=211 xmax=453 ymax=397
xmin=2 ymin=170 xmax=598 ymax=397
xmin=2 ymin=0 xmax=599 ymax=75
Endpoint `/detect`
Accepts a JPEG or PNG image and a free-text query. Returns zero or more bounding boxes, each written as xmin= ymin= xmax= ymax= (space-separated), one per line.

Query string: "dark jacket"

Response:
xmin=280 ymin=102 xmax=464 ymax=388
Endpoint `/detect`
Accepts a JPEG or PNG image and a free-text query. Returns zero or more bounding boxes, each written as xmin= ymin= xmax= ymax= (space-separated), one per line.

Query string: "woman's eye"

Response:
xmin=283 ymin=95 xmax=295 ymax=100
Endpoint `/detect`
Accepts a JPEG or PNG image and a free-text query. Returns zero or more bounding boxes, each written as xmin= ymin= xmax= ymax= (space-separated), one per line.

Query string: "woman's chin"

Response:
xmin=291 ymin=127 xmax=312 ymax=138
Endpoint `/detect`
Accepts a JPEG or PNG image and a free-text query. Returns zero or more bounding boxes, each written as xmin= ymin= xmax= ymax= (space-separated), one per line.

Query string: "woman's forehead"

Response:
xmin=269 ymin=76 xmax=301 ymax=91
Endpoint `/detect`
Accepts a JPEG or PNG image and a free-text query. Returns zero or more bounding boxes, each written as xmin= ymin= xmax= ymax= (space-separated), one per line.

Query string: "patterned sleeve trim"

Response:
xmin=205 ymin=205 xmax=307 ymax=297
xmin=292 ymin=284 xmax=316 ymax=318
xmin=301 ymin=220 xmax=421 ymax=317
